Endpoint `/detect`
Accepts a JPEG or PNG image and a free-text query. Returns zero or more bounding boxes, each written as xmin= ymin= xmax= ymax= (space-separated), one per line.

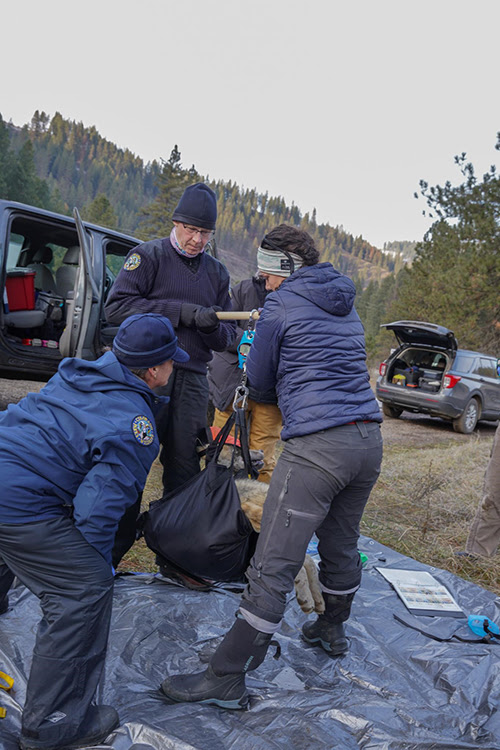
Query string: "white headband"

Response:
xmin=256 ymin=246 xmax=303 ymax=277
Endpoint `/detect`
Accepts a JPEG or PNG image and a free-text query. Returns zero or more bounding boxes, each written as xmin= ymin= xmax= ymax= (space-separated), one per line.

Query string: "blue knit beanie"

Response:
xmin=172 ymin=183 xmax=217 ymax=230
xmin=113 ymin=314 xmax=189 ymax=368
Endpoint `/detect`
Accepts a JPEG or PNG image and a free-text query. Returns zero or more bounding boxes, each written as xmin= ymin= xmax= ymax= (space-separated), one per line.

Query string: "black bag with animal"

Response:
xmin=141 ymin=410 xmax=260 ymax=582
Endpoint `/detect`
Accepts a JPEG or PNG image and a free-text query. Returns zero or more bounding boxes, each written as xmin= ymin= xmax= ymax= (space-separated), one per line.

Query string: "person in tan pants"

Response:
xmin=465 ymin=422 xmax=500 ymax=557
xmin=208 ymin=273 xmax=282 ymax=484
xmin=212 ymin=399 xmax=281 ymax=484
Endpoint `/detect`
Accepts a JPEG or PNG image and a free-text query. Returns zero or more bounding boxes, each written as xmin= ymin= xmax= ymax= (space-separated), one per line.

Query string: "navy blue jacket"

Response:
xmin=245 ymin=263 xmax=382 ymax=440
xmin=208 ymin=276 xmax=277 ymax=410
xmin=0 ymin=352 xmax=161 ymax=563
xmin=104 ymin=238 xmax=236 ymax=374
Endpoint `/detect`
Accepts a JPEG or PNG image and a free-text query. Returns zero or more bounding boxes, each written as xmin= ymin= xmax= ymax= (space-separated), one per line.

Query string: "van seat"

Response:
xmin=30 ymin=246 xmax=57 ymax=293
xmin=4 ymin=310 xmax=46 ymax=328
xmin=56 ymin=246 xmax=79 ymax=299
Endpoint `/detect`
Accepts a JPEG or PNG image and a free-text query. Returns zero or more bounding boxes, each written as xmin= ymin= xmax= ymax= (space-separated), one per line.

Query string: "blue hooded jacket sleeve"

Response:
xmin=245 ymin=293 xmax=284 ymax=396
xmin=72 ymin=430 xmax=157 ymax=565
xmin=0 ymin=351 xmax=162 ymax=564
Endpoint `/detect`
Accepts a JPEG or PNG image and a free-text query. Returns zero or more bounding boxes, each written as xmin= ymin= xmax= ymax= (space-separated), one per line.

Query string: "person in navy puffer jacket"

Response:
xmin=160 ymin=225 xmax=383 ymax=710
xmin=0 ymin=313 xmax=189 ymax=750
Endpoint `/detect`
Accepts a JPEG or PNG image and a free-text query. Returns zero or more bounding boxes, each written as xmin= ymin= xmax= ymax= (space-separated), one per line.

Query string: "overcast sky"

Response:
xmin=2 ymin=0 xmax=499 ymax=248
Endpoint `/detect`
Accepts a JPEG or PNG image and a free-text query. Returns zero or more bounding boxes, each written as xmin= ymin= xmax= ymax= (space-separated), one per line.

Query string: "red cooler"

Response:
xmin=5 ymin=270 xmax=36 ymax=311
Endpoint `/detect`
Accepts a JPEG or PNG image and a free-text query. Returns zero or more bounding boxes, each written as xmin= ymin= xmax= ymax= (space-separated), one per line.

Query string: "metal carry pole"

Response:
xmin=216 ymin=311 xmax=260 ymax=321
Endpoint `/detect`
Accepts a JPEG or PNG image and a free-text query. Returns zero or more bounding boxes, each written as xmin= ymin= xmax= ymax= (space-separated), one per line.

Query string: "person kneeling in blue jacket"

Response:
xmin=160 ymin=224 xmax=383 ymax=709
xmin=0 ymin=313 xmax=188 ymax=750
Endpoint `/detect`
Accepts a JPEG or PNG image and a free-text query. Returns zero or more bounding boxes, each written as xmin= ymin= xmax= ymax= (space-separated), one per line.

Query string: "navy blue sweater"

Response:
xmin=104 ymin=238 xmax=236 ymax=374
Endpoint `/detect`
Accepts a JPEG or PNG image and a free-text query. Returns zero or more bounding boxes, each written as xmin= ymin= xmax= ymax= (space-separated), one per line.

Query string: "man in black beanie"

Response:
xmin=105 ymin=183 xmax=236 ymax=565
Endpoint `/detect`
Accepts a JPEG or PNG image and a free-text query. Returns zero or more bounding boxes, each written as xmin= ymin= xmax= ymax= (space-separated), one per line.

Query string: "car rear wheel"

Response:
xmin=453 ymin=398 xmax=480 ymax=434
xmin=382 ymin=403 xmax=403 ymax=419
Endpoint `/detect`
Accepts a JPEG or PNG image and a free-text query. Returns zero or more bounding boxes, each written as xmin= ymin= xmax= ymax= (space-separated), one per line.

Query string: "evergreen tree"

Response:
xmin=138 ymin=146 xmax=200 ymax=239
xmin=9 ymin=141 xmax=46 ymax=207
xmin=390 ymin=135 xmax=500 ymax=352
xmin=0 ymin=114 xmax=13 ymax=198
xmin=83 ymin=194 xmax=117 ymax=228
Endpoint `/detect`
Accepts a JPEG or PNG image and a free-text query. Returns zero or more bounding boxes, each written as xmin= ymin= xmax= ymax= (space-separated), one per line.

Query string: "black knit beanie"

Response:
xmin=172 ymin=183 xmax=217 ymax=230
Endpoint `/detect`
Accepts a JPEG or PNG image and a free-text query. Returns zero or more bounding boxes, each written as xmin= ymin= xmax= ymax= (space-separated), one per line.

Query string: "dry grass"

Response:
xmin=362 ymin=435 xmax=500 ymax=594
xmin=116 ymin=460 xmax=163 ymax=574
xmin=119 ymin=436 xmax=500 ymax=595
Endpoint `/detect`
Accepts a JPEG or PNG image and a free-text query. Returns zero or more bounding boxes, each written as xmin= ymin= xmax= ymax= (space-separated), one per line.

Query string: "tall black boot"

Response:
xmin=19 ymin=704 xmax=119 ymax=750
xmin=160 ymin=616 xmax=275 ymax=709
xmin=302 ymin=592 xmax=355 ymax=656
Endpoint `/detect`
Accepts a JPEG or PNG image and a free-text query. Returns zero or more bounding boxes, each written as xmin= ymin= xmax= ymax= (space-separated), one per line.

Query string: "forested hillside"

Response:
xmin=4 ymin=110 xmax=495 ymax=357
xmin=1 ymin=111 xmax=394 ymax=285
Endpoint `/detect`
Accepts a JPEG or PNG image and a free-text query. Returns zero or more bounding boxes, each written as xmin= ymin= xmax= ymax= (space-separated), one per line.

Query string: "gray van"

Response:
xmin=0 ymin=200 xmax=139 ymax=379
xmin=376 ymin=320 xmax=500 ymax=433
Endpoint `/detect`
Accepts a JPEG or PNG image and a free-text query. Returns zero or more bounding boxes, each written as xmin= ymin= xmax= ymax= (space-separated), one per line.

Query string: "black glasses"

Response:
xmin=182 ymin=224 xmax=214 ymax=240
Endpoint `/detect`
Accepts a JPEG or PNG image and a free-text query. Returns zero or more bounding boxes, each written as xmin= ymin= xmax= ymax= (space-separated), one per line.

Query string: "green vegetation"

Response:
xmin=358 ymin=133 xmax=500 ymax=357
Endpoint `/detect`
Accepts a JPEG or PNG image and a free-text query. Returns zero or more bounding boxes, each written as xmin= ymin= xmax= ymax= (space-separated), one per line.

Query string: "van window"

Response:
xmin=6 ymin=234 xmax=24 ymax=269
xmin=452 ymin=353 xmax=474 ymax=373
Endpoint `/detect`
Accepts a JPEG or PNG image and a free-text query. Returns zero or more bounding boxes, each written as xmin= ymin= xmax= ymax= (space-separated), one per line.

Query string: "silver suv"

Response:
xmin=376 ymin=320 xmax=500 ymax=433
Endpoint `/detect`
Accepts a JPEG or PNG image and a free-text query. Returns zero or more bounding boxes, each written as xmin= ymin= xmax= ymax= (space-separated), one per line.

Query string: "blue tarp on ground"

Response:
xmin=1 ymin=535 xmax=500 ymax=750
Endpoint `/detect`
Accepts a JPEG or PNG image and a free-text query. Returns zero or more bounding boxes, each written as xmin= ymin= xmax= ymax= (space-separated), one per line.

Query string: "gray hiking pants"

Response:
xmin=0 ymin=516 xmax=113 ymax=741
xmin=466 ymin=422 xmax=500 ymax=557
xmin=239 ymin=421 xmax=383 ymax=632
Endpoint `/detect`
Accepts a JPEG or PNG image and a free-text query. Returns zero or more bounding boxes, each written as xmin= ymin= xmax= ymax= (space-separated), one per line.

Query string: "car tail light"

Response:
xmin=379 ymin=363 xmax=387 ymax=376
xmin=443 ymin=374 xmax=461 ymax=389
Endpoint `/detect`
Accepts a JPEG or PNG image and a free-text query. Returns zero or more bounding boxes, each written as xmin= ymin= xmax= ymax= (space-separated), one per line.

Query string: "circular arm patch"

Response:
xmin=124 ymin=253 xmax=141 ymax=271
xmin=132 ymin=415 xmax=155 ymax=445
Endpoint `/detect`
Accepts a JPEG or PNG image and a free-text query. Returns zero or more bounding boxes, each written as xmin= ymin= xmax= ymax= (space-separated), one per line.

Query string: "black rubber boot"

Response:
xmin=19 ymin=705 xmax=119 ymax=750
xmin=160 ymin=616 xmax=275 ymax=709
xmin=160 ymin=664 xmax=249 ymax=710
xmin=302 ymin=592 xmax=355 ymax=656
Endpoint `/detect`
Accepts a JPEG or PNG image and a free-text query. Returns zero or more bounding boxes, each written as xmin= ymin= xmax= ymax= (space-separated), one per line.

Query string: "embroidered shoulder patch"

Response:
xmin=124 ymin=253 xmax=141 ymax=271
xmin=132 ymin=415 xmax=155 ymax=446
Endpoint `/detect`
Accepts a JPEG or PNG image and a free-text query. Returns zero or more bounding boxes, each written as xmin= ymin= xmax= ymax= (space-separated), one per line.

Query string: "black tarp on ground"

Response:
xmin=1 ymin=535 xmax=500 ymax=750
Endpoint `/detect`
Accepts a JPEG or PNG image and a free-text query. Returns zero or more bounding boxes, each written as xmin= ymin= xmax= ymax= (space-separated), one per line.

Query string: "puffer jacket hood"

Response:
xmin=246 ymin=262 xmax=381 ymax=440
xmin=281 ymin=263 xmax=356 ymax=317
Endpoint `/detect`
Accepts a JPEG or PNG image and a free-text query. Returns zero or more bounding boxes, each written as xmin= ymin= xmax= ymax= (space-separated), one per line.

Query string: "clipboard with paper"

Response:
xmin=376 ymin=567 xmax=464 ymax=617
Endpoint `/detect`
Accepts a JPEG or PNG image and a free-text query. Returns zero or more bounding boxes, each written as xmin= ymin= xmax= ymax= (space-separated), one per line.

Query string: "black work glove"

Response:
xmin=194 ymin=305 xmax=222 ymax=333
xmin=179 ymin=303 xmax=199 ymax=328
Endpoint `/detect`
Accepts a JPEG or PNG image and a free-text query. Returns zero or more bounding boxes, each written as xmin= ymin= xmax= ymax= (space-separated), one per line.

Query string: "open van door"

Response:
xmin=59 ymin=208 xmax=99 ymax=358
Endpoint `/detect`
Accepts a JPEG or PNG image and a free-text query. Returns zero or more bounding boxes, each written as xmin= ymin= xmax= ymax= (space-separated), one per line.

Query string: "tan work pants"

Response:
xmin=213 ymin=400 xmax=282 ymax=484
xmin=466 ymin=423 xmax=500 ymax=557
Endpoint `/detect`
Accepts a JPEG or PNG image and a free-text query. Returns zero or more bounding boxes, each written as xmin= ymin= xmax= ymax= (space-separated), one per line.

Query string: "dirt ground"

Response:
xmin=0 ymin=377 xmax=45 ymax=410
xmin=0 ymin=376 xmax=497 ymax=449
